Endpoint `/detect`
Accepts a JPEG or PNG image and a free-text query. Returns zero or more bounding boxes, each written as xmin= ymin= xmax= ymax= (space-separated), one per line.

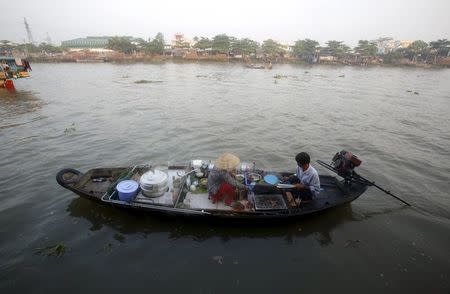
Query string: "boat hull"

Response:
xmin=56 ymin=165 xmax=368 ymax=220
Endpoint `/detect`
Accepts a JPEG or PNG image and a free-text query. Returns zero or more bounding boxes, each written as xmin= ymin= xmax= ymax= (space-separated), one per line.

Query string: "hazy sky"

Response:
xmin=2 ymin=0 xmax=449 ymax=46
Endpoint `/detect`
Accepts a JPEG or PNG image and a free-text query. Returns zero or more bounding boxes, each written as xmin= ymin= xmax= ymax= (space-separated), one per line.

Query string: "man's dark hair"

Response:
xmin=295 ymin=152 xmax=310 ymax=165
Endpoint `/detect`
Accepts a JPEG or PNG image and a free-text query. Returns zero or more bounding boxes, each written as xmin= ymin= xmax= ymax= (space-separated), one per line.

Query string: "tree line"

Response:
xmin=1 ymin=34 xmax=449 ymax=64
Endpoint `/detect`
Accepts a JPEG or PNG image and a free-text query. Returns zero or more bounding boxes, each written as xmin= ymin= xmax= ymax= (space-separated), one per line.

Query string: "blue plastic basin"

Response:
xmin=264 ymin=174 xmax=279 ymax=185
xmin=116 ymin=180 xmax=139 ymax=202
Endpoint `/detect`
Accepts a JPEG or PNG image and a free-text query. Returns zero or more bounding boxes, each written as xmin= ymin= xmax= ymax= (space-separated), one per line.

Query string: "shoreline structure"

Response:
xmin=26 ymin=54 xmax=448 ymax=68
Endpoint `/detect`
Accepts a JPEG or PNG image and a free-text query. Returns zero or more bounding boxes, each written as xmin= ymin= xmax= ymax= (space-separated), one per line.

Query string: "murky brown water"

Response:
xmin=0 ymin=63 xmax=449 ymax=293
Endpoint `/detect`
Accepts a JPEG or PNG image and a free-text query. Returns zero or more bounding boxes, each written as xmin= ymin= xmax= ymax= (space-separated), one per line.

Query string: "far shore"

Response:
xmin=27 ymin=55 xmax=449 ymax=69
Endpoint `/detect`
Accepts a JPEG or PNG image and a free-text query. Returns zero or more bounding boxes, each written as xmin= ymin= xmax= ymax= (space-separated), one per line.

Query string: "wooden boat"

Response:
xmin=56 ymin=160 xmax=369 ymax=220
xmin=0 ymin=56 xmax=31 ymax=89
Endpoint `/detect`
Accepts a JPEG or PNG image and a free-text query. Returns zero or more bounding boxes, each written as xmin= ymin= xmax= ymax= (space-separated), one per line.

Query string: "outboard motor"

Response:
xmin=331 ymin=150 xmax=362 ymax=178
xmin=317 ymin=150 xmax=412 ymax=206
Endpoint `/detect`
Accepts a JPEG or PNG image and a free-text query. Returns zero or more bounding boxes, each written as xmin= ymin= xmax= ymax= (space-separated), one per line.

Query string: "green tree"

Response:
xmin=107 ymin=36 xmax=136 ymax=54
xmin=383 ymin=48 xmax=407 ymax=64
xmin=292 ymin=39 xmax=319 ymax=58
xmin=146 ymin=32 xmax=165 ymax=54
xmin=354 ymin=40 xmax=378 ymax=56
xmin=38 ymin=42 xmax=63 ymax=54
xmin=212 ymin=34 xmax=231 ymax=54
xmin=429 ymin=39 xmax=450 ymax=57
xmin=133 ymin=38 xmax=148 ymax=51
xmin=323 ymin=40 xmax=350 ymax=57
xmin=261 ymin=39 xmax=286 ymax=57
xmin=406 ymin=40 xmax=429 ymax=61
xmin=231 ymin=38 xmax=259 ymax=56
xmin=194 ymin=37 xmax=213 ymax=50
xmin=0 ymin=40 xmax=15 ymax=52
xmin=16 ymin=43 xmax=40 ymax=54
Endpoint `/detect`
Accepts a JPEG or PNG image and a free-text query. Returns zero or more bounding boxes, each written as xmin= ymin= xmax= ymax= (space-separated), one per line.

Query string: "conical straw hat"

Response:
xmin=215 ymin=153 xmax=240 ymax=170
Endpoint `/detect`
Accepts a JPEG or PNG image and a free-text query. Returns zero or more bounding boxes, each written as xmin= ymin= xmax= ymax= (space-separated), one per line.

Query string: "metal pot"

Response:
xmin=139 ymin=169 xmax=169 ymax=198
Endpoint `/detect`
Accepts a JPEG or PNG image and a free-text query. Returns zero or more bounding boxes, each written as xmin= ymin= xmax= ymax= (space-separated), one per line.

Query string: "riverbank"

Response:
xmin=26 ymin=53 xmax=450 ymax=68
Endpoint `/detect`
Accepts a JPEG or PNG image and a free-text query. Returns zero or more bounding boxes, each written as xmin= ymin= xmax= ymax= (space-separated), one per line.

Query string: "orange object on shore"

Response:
xmin=4 ymin=79 xmax=15 ymax=90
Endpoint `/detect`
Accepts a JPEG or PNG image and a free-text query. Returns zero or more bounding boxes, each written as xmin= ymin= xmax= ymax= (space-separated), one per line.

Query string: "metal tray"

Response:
xmin=254 ymin=194 xmax=287 ymax=210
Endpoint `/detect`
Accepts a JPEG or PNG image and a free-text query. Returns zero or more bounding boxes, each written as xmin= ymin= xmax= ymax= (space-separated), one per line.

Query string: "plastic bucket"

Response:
xmin=116 ymin=180 xmax=139 ymax=202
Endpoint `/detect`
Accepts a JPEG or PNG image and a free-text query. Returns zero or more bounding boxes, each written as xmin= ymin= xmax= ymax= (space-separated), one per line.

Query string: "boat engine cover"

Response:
xmin=332 ymin=150 xmax=362 ymax=176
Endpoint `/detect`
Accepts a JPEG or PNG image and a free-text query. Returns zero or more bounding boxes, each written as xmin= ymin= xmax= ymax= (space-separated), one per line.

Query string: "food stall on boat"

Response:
xmin=0 ymin=56 xmax=32 ymax=89
xmin=56 ymin=155 xmax=373 ymax=220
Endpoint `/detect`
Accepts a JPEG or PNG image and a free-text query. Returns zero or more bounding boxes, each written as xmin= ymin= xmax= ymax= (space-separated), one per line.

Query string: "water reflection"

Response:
xmin=0 ymin=90 xmax=44 ymax=128
xmin=67 ymin=197 xmax=364 ymax=246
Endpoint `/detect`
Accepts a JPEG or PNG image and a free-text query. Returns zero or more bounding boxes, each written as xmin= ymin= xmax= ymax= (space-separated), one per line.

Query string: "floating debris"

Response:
xmin=413 ymin=92 xmax=419 ymax=95
xmin=97 ymin=243 xmax=113 ymax=254
xmin=64 ymin=122 xmax=76 ymax=134
xmin=113 ymin=233 xmax=125 ymax=243
xmin=134 ymin=80 xmax=164 ymax=84
xmin=344 ymin=239 xmax=361 ymax=248
xmin=195 ymin=75 xmax=208 ymax=78
xmin=273 ymin=74 xmax=288 ymax=79
xmin=35 ymin=243 xmax=67 ymax=257
xmin=338 ymin=74 xmax=345 ymax=78
xmin=212 ymin=255 xmax=223 ymax=264
xmin=406 ymin=90 xmax=413 ymax=92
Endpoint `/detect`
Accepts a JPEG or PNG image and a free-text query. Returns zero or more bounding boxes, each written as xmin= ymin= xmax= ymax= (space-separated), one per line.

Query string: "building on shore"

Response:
xmin=371 ymin=37 xmax=415 ymax=54
xmin=61 ymin=36 xmax=119 ymax=52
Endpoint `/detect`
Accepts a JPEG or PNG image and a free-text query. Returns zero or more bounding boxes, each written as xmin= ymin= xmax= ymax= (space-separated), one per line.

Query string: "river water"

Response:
xmin=0 ymin=63 xmax=449 ymax=293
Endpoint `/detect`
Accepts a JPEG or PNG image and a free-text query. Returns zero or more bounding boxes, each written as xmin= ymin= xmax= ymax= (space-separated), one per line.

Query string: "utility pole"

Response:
xmin=24 ymin=18 xmax=35 ymax=44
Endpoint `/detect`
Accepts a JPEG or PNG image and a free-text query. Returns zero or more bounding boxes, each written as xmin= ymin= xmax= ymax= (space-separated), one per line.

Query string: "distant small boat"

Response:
xmin=56 ymin=157 xmax=369 ymax=221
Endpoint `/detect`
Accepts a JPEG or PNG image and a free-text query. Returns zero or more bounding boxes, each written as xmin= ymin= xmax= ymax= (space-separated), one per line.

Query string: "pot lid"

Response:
xmin=140 ymin=170 xmax=168 ymax=185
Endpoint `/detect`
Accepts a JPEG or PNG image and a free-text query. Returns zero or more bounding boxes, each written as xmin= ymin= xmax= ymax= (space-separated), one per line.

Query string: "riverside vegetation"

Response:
xmin=1 ymin=33 xmax=449 ymax=67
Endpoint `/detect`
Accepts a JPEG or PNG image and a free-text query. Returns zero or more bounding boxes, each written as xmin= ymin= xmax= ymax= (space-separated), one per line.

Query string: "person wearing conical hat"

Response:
xmin=207 ymin=153 xmax=247 ymax=206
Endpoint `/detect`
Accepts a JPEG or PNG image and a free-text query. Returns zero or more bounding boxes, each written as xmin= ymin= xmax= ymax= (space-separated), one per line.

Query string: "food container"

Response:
xmin=191 ymin=159 xmax=204 ymax=169
xmin=199 ymin=178 xmax=208 ymax=188
xmin=116 ymin=180 xmax=139 ymax=202
xmin=248 ymin=173 xmax=261 ymax=182
xmin=239 ymin=162 xmax=252 ymax=172
xmin=139 ymin=169 xmax=169 ymax=198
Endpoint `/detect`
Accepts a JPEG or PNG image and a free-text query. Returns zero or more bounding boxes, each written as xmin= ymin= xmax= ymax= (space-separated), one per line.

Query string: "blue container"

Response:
xmin=263 ymin=174 xmax=279 ymax=185
xmin=116 ymin=180 xmax=139 ymax=202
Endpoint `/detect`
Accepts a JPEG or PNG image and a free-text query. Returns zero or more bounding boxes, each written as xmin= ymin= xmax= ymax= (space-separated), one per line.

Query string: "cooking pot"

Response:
xmin=140 ymin=169 xmax=169 ymax=197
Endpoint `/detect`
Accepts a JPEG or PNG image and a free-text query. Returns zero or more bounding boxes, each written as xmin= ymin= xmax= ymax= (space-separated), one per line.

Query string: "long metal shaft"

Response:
xmin=316 ymin=160 xmax=412 ymax=206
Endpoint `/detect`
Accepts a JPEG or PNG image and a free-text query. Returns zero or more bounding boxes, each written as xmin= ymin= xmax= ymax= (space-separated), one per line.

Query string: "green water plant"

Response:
xmin=273 ymin=74 xmax=288 ymax=79
xmin=114 ymin=233 xmax=125 ymax=243
xmin=134 ymin=80 xmax=163 ymax=84
xmin=35 ymin=243 xmax=67 ymax=257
